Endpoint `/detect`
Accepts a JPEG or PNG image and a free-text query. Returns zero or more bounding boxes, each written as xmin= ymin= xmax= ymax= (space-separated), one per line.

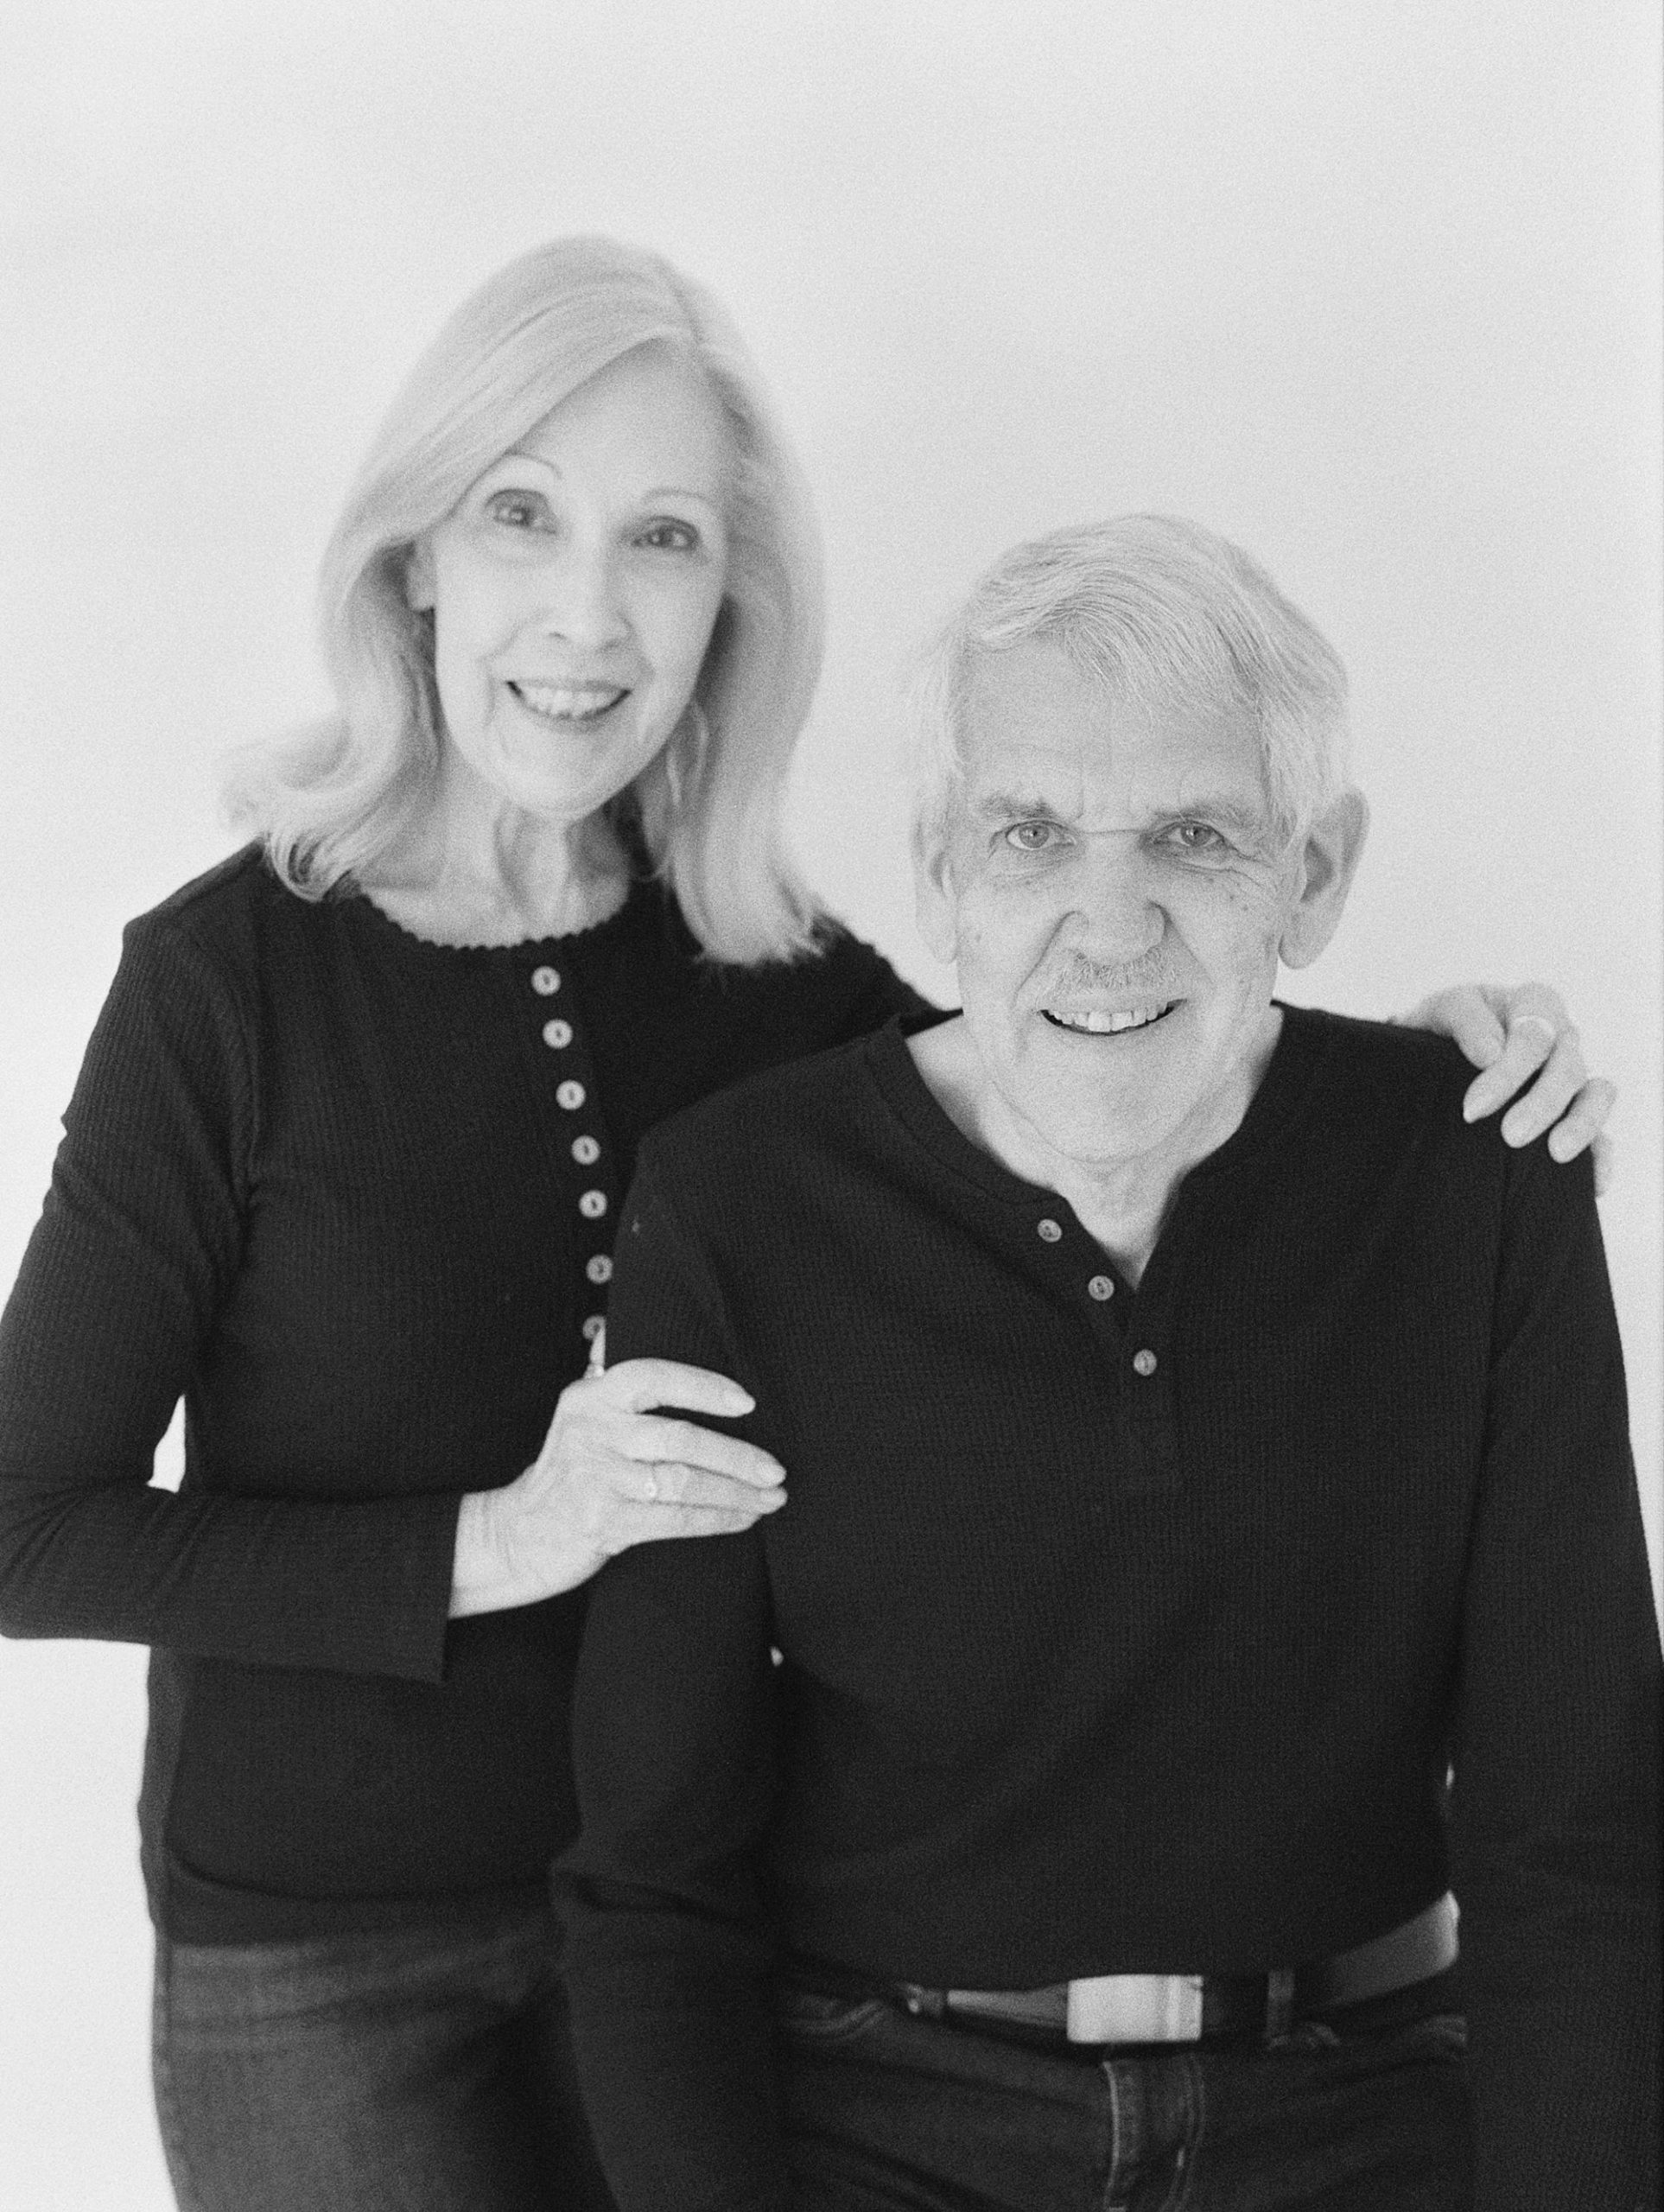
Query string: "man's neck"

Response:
xmin=908 ymin=1007 xmax=1281 ymax=1288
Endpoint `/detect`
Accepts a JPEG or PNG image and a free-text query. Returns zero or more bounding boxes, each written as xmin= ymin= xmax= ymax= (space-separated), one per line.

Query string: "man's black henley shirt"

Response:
xmin=561 ymin=1006 xmax=1660 ymax=2212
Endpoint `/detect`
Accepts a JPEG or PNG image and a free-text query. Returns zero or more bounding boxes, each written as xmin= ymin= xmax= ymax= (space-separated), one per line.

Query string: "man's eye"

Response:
xmin=1003 ymin=823 xmax=1063 ymax=853
xmin=484 ymin=490 xmax=552 ymax=531
xmin=637 ymin=520 xmax=700 ymax=552
xmin=1166 ymin=822 xmax=1228 ymax=854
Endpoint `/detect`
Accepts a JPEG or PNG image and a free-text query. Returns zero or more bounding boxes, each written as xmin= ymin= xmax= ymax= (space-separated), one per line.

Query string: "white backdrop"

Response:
xmin=2 ymin=5 xmax=1659 ymax=2205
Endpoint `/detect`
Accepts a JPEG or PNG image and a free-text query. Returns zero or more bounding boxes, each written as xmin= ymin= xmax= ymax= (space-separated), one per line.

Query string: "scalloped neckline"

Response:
xmin=350 ymin=876 xmax=646 ymax=954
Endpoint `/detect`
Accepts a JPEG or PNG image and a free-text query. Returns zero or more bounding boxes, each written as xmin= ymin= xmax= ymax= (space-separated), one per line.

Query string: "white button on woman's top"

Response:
xmin=1133 ymin=1348 xmax=1158 ymax=1376
xmin=571 ymin=1135 xmax=600 ymax=1166
xmin=541 ymin=1018 xmax=574 ymax=1049
xmin=581 ymin=1314 xmax=605 ymax=1342
xmin=586 ymin=1254 xmax=613 ymax=1285
xmin=530 ymin=966 xmax=561 ymax=995
xmin=578 ymin=1190 xmax=608 ymax=1220
xmin=556 ymin=1080 xmax=586 ymax=1110
xmin=1088 ymin=1274 xmax=1115 ymax=1301
xmin=1037 ymin=1217 xmax=1063 ymax=1243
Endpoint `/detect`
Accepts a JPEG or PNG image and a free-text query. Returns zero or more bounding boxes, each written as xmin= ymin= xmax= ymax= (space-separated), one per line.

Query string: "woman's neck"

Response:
xmin=359 ymin=785 xmax=633 ymax=947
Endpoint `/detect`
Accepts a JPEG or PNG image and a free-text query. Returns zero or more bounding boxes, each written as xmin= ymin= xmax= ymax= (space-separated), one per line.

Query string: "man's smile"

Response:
xmin=1039 ymin=1001 xmax=1178 ymax=1035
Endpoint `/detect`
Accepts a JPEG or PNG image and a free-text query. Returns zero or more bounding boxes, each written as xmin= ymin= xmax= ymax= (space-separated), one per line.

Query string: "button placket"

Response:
xmin=1028 ymin=1210 xmax=1127 ymax=1337
xmin=524 ymin=958 xmax=616 ymax=1358
xmin=1116 ymin=1254 xmax=1177 ymax=1478
xmin=1022 ymin=1206 xmax=1175 ymax=1494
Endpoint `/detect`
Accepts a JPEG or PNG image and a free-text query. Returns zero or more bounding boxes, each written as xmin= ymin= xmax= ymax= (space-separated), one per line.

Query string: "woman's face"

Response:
xmin=408 ymin=343 xmax=732 ymax=824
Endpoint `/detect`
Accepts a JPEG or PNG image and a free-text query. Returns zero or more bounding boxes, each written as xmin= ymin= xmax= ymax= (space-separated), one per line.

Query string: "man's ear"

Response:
xmin=911 ymin=815 xmax=959 ymax=966
xmin=404 ymin=537 xmax=436 ymax=612
xmin=1279 ymin=788 xmax=1369 ymax=970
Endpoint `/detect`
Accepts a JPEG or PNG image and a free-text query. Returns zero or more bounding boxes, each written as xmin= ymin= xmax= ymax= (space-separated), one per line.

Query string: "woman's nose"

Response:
xmin=533 ymin=542 xmax=629 ymax=649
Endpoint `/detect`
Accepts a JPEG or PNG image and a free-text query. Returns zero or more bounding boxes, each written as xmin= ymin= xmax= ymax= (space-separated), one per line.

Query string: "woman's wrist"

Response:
xmin=449 ymin=1488 xmax=518 ymax=1618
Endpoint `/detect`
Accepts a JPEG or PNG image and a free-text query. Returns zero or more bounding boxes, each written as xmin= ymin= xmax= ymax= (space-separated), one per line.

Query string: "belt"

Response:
xmin=864 ymin=1895 xmax=1458 ymax=2050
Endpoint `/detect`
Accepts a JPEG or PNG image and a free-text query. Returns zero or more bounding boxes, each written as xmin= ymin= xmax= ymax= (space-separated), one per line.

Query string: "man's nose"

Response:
xmin=532 ymin=541 xmax=629 ymax=651
xmin=1061 ymin=840 xmax=1164 ymax=958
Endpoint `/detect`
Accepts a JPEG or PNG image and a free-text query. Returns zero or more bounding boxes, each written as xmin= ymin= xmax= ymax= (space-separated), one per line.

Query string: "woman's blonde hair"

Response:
xmin=225 ymin=236 xmax=826 ymax=962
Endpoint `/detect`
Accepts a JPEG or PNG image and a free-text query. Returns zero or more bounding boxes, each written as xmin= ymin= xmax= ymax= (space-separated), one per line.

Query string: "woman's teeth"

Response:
xmin=510 ymin=681 xmax=628 ymax=724
xmin=1043 ymin=1003 xmax=1175 ymax=1034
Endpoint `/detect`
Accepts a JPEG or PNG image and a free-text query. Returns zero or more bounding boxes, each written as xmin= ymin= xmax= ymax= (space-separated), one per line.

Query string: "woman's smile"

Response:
xmin=505 ymin=678 xmax=632 ymax=727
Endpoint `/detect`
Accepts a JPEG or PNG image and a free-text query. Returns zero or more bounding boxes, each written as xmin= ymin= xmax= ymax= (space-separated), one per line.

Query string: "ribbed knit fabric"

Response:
xmin=561 ymin=1009 xmax=1661 ymax=2212
xmin=0 ymin=844 xmax=929 ymax=1941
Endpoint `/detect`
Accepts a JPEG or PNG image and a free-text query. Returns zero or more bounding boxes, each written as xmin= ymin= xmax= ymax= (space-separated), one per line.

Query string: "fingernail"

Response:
xmin=725 ymin=1388 xmax=755 ymax=1412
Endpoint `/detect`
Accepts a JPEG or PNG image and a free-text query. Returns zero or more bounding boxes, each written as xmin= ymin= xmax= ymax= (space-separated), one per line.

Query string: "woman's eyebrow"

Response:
xmin=487 ymin=454 xmax=722 ymax=510
xmin=638 ymin=484 xmax=725 ymax=511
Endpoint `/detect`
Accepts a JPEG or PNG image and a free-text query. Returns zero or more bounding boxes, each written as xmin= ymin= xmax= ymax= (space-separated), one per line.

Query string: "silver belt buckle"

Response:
xmin=1065 ymin=1973 xmax=1204 ymax=2044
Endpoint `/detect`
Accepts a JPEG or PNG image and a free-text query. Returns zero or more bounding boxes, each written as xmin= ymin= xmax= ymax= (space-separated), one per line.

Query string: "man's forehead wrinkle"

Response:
xmin=959 ymin=650 xmax=1277 ymax=836
xmin=967 ymin=757 xmax=1091 ymax=825
xmin=971 ymin=796 xmax=1064 ymax=833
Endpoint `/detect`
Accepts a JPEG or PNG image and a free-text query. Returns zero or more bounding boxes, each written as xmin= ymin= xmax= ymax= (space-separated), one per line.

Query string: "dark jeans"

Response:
xmin=152 ymin=1900 xmax=615 ymax=2212
xmin=778 ymin=1977 xmax=1470 ymax=2211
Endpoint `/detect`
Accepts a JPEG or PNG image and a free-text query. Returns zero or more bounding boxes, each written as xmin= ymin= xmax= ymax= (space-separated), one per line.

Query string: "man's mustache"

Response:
xmin=1039 ymin=954 xmax=1180 ymax=1000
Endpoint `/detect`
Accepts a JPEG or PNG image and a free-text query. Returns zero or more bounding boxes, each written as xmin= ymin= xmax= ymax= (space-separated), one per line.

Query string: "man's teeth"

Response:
xmin=1045 ymin=1003 xmax=1174 ymax=1034
xmin=511 ymin=681 xmax=628 ymax=722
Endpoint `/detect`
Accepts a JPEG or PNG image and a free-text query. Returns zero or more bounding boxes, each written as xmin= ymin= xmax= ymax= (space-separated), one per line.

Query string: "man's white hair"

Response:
xmin=911 ymin=514 xmax=1352 ymax=848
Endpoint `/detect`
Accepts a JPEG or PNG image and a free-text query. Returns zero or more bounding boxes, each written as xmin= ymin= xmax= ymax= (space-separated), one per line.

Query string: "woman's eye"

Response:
xmin=1003 ymin=822 xmax=1063 ymax=853
xmin=636 ymin=520 xmax=700 ymax=553
xmin=484 ymin=489 xmax=552 ymax=531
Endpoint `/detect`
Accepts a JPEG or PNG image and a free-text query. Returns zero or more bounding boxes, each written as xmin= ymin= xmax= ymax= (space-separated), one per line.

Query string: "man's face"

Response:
xmin=918 ymin=639 xmax=1324 ymax=1180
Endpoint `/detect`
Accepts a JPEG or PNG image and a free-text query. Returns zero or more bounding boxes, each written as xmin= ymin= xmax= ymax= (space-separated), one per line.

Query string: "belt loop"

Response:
xmin=1264 ymin=1967 xmax=1296 ymax=2041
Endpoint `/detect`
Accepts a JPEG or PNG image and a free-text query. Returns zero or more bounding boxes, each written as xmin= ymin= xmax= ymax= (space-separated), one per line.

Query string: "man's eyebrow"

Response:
xmin=969 ymin=787 xmax=1273 ymax=836
xmin=971 ymin=789 xmax=1066 ymax=822
xmin=1165 ymin=794 xmax=1273 ymax=836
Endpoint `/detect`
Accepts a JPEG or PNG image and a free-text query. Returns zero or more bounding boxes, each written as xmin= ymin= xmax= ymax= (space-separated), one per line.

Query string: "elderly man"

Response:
xmin=558 ymin=518 xmax=1660 ymax=2212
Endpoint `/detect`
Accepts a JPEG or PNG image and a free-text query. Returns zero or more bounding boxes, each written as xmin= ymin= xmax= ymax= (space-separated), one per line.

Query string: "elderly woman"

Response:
xmin=0 ymin=238 xmax=1611 ymax=2212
